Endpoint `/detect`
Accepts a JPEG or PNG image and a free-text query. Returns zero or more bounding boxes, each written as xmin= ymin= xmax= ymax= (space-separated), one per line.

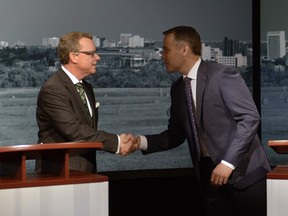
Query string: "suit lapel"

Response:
xmin=58 ymin=69 xmax=78 ymax=97
xmin=82 ymin=81 xmax=95 ymax=113
xmin=196 ymin=61 xmax=207 ymax=121
xmin=82 ymin=81 xmax=96 ymax=127
xmin=58 ymin=69 xmax=94 ymax=126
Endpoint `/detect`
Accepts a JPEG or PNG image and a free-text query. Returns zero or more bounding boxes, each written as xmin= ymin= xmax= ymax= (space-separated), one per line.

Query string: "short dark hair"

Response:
xmin=57 ymin=32 xmax=93 ymax=64
xmin=163 ymin=26 xmax=202 ymax=56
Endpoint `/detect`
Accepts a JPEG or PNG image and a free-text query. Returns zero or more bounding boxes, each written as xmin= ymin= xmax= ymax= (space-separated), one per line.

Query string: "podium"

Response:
xmin=267 ymin=140 xmax=288 ymax=216
xmin=0 ymin=142 xmax=108 ymax=216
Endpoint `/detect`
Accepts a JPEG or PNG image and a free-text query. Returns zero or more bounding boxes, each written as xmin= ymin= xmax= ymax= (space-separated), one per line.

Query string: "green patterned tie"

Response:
xmin=75 ymin=82 xmax=92 ymax=125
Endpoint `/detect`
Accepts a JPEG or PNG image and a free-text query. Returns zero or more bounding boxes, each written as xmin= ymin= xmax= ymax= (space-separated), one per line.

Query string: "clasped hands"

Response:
xmin=119 ymin=133 xmax=140 ymax=156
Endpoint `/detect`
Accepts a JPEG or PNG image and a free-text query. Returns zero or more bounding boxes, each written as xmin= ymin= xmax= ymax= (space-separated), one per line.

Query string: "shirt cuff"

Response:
xmin=137 ymin=135 xmax=148 ymax=151
xmin=116 ymin=134 xmax=121 ymax=154
xmin=221 ymin=160 xmax=235 ymax=170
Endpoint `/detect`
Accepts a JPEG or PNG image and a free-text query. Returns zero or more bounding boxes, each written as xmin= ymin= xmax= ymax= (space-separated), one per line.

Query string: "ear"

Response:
xmin=69 ymin=52 xmax=78 ymax=64
xmin=182 ymin=43 xmax=190 ymax=56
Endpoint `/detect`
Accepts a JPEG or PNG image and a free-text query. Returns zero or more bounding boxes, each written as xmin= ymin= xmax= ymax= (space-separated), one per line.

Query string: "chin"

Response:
xmin=165 ymin=67 xmax=173 ymax=73
xmin=88 ymin=69 xmax=96 ymax=74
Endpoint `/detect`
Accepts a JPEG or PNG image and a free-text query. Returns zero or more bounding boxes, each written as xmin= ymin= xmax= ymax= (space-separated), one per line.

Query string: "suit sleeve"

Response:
xmin=143 ymin=80 xmax=187 ymax=154
xmin=219 ymin=66 xmax=260 ymax=166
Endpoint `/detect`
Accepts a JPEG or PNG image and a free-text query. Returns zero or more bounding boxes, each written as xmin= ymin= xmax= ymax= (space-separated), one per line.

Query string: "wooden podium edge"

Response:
xmin=268 ymin=140 xmax=288 ymax=154
xmin=268 ymin=140 xmax=288 ymax=179
xmin=267 ymin=165 xmax=288 ymax=179
xmin=0 ymin=171 xmax=109 ymax=189
xmin=0 ymin=142 xmax=107 ymax=189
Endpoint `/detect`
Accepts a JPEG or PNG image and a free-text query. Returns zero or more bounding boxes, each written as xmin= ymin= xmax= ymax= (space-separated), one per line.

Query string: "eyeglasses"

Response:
xmin=76 ymin=51 xmax=98 ymax=57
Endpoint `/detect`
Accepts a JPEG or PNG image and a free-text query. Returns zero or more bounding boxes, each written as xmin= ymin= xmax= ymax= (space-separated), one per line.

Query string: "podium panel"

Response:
xmin=267 ymin=140 xmax=288 ymax=216
xmin=0 ymin=181 xmax=108 ymax=216
xmin=267 ymin=178 xmax=288 ymax=216
xmin=0 ymin=142 xmax=108 ymax=216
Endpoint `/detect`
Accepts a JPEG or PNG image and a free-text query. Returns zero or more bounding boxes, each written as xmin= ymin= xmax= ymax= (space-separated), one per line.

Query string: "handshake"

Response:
xmin=119 ymin=133 xmax=141 ymax=156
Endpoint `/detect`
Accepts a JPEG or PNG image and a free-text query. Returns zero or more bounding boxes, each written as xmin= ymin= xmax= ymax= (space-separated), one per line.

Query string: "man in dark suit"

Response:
xmin=36 ymin=32 xmax=134 ymax=173
xmin=131 ymin=26 xmax=271 ymax=216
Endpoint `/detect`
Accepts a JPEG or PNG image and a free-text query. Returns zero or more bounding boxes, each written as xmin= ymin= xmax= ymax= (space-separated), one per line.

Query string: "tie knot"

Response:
xmin=184 ymin=77 xmax=192 ymax=85
xmin=75 ymin=82 xmax=84 ymax=90
xmin=75 ymin=82 xmax=83 ymax=87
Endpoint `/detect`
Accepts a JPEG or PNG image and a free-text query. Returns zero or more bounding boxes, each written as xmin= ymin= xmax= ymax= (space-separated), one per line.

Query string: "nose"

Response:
xmin=95 ymin=53 xmax=101 ymax=61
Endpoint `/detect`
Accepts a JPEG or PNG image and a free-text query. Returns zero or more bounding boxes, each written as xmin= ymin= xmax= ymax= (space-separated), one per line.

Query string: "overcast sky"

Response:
xmin=0 ymin=0 xmax=252 ymax=45
xmin=261 ymin=0 xmax=288 ymax=41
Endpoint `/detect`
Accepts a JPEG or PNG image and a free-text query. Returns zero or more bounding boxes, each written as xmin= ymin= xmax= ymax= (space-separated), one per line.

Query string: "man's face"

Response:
xmin=161 ymin=33 xmax=184 ymax=73
xmin=75 ymin=37 xmax=100 ymax=77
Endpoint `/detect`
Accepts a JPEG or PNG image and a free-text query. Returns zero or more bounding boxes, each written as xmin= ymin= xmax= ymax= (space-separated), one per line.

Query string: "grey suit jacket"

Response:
xmin=143 ymin=60 xmax=271 ymax=189
xmin=36 ymin=68 xmax=118 ymax=172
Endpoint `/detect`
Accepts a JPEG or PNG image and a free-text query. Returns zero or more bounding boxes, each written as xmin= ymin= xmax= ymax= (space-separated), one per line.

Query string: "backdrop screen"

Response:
xmin=0 ymin=0 xmax=253 ymax=172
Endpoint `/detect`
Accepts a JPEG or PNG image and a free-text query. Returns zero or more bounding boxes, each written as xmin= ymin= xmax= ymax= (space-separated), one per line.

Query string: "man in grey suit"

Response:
xmin=131 ymin=26 xmax=271 ymax=216
xmin=36 ymin=32 xmax=134 ymax=173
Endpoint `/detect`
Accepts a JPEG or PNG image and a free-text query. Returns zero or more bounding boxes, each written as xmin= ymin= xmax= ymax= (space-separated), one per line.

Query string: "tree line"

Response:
xmin=0 ymin=46 xmax=252 ymax=88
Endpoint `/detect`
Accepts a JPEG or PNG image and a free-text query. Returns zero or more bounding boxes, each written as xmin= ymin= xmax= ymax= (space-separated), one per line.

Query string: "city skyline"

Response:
xmin=0 ymin=0 xmax=252 ymax=46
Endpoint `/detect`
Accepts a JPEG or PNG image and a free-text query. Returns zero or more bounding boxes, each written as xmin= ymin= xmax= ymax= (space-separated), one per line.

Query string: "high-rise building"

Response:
xmin=223 ymin=37 xmax=240 ymax=56
xmin=119 ymin=33 xmax=132 ymax=47
xmin=128 ymin=35 xmax=144 ymax=47
xmin=267 ymin=31 xmax=286 ymax=60
xmin=201 ymin=43 xmax=212 ymax=61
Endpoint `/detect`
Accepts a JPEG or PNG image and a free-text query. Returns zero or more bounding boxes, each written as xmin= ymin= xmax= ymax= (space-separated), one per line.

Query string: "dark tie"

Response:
xmin=184 ymin=77 xmax=201 ymax=163
xmin=75 ymin=82 xmax=92 ymax=125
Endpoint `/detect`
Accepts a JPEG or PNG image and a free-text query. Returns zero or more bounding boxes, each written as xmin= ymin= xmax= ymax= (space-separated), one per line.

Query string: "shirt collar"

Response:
xmin=61 ymin=65 xmax=81 ymax=84
xmin=183 ymin=58 xmax=201 ymax=80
